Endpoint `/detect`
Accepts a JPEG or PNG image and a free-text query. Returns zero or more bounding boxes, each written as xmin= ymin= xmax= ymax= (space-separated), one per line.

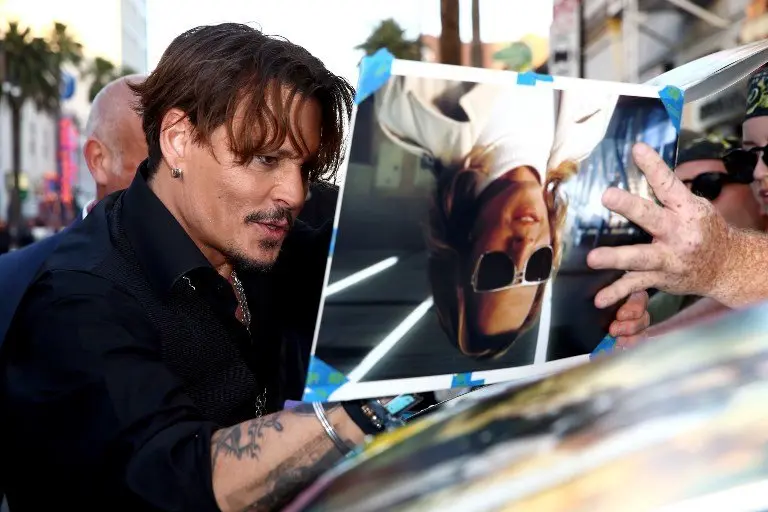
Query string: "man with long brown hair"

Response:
xmin=0 ymin=24 xmax=394 ymax=512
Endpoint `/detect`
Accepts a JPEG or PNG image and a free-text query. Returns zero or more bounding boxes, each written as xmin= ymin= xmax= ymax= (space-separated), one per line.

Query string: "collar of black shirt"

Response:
xmin=121 ymin=159 xmax=218 ymax=294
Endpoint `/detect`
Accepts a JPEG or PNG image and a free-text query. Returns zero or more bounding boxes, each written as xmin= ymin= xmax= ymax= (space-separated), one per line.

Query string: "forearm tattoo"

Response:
xmin=211 ymin=413 xmax=284 ymax=462
xmin=245 ymin=432 xmax=348 ymax=511
xmin=210 ymin=405 xmax=349 ymax=511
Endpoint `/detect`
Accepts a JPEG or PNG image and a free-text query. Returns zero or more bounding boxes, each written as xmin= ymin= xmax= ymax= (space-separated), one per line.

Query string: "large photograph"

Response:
xmin=305 ymin=63 xmax=679 ymax=401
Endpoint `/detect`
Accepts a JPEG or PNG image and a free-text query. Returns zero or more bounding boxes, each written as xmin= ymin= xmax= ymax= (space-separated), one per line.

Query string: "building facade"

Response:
xmin=555 ymin=0 xmax=755 ymax=137
xmin=121 ymin=0 xmax=149 ymax=74
xmin=0 ymin=0 xmax=148 ymax=221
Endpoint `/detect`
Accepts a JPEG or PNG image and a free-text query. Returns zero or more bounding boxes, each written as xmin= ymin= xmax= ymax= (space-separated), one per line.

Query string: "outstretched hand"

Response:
xmin=587 ymin=143 xmax=731 ymax=308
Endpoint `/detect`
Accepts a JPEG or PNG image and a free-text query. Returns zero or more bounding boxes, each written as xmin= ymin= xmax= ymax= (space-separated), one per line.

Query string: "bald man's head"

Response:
xmin=84 ymin=74 xmax=148 ymax=201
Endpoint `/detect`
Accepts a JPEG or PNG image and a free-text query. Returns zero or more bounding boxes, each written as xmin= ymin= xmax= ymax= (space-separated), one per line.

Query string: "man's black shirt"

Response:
xmin=0 ymin=162 xmax=331 ymax=511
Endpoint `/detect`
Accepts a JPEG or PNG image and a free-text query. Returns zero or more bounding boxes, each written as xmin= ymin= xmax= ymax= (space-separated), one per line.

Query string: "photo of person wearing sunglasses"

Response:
xmin=647 ymin=134 xmax=766 ymax=324
xmin=378 ymin=78 xmax=619 ymax=359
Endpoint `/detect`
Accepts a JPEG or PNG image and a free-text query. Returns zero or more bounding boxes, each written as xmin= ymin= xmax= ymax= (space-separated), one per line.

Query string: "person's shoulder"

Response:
xmin=8 ymin=269 xmax=150 ymax=359
xmin=25 ymin=268 xmax=140 ymax=313
xmin=42 ymin=199 xmax=117 ymax=274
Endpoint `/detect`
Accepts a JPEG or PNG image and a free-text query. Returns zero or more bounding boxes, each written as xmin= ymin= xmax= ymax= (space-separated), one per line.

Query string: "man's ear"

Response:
xmin=83 ymin=137 xmax=110 ymax=188
xmin=159 ymin=108 xmax=192 ymax=169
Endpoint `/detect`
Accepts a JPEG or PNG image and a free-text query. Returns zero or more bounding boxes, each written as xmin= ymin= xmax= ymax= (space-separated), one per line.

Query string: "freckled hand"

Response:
xmin=586 ymin=142 xmax=731 ymax=308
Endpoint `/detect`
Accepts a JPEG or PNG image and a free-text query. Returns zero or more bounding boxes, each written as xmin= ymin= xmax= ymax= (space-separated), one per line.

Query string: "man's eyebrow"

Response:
xmin=270 ymin=148 xmax=301 ymax=159
xmin=743 ymin=140 xmax=757 ymax=148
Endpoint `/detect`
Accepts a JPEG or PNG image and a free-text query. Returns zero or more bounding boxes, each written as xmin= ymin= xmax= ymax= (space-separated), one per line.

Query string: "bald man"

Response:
xmin=0 ymin=74 xmax=147 ymax=340
xmin=81 ymin=74 xmax=148 ymax=215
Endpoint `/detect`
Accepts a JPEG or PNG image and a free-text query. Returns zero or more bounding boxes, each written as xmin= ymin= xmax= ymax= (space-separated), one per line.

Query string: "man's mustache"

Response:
xmin=245 ymin=207 xmax=295 ymax=229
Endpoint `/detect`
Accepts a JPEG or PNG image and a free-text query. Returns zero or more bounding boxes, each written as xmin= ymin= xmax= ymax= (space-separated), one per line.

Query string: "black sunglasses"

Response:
xmin=471 ymin=246 xmax=553 ymax=293
xmin=723 ymin=145 xmax=768 ymax=183
xmin=682 ymin=172 xmax=746 ymax=202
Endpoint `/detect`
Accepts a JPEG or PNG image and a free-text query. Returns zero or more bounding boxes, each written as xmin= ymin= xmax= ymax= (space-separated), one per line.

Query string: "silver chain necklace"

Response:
xmin=230 ymin=270 xmax=267 ymax=417
xmin=185 ymin=270 xmax=265 ymax=416
xmin=231 ymin=269 xmax=251 ymax=335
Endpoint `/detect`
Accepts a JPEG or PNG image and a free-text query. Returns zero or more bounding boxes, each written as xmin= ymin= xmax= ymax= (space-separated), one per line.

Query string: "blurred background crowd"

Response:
xmin=0 ymin=0 xmax=766 ymax=253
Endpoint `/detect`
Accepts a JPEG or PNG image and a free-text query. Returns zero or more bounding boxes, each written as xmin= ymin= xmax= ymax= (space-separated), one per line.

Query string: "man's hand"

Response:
xmin=609 ymin=291 xmax=650 ymax=347
xmin=587 ymin=143 xmax=731 ymax=308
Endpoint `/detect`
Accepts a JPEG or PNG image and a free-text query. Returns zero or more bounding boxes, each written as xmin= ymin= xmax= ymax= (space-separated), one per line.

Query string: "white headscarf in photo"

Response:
xmin=375 ymin=76 xmax=556 ymax=195
xmin=472 ymin=85 xmax=556 ymax=195
xmin=375 ymin=75 xmax=620 ymax=196
xmin=375 ymin=76 xmax=501 ymax=167
xmin=548 ymin=89 xmax=619 ymax=171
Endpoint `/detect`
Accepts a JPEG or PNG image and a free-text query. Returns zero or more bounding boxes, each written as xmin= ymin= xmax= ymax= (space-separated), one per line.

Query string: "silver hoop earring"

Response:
xmin=171 ymin=167 xmax=183 ymax=179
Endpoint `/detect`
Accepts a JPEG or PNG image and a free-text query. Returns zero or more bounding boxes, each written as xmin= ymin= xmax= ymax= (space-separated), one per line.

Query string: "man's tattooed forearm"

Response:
xmin=211 ymin=413 xmax=284 ymax=463
xmin=245 ymin=432 xmax=347 ymax=511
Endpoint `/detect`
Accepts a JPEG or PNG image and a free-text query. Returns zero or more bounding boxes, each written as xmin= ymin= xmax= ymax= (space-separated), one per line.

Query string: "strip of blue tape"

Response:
xmin=303 ymin=355 xmax=349 ymax=402
xmin=590 ymin=334 xmax=617 ymax=360
xmin=516 ymin=71 xmax=554 ymax=86
xmin=328 ymin=227 xmax=338 ymax=257
xmin=451 ymin=372 xmax=485 ymax=388
xmin=355 ymin=48 xmax=395 ymax=104
xmin=658 ymin=85 xmax=684 ymax=133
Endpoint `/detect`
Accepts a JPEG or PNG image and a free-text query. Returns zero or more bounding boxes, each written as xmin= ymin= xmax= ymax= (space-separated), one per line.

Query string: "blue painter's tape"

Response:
xmin=303 ymin=356 xmax=349 ymax=402
xmin=355 ymin=48 xmax=395 ymax=104
xmin=590 ymin=334 xmax=617 ymax=360
xmin=658 ymin=85 xmax=684 ymax=133
xmin=303 ymin=385 xmax=346 ymax=402
xmin=328 ymin=227 xmax=338 ymax=256
xmin=451 ymin=372 xmax=485 ymax=388
xmin=516 ymin=71 xmax=554 ymax=86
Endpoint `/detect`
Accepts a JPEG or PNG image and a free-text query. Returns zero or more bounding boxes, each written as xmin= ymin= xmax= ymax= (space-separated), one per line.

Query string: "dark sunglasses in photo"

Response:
xmin=471 ymin=246 xmax=553 ymax=293
xmin=723 ymin=145 xmax=768 ymax=183
xmin=682 ymin=172 xmax=749 ymax=202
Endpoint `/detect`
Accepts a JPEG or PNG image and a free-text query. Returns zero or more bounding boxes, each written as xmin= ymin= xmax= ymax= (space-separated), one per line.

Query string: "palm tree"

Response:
xmin=440 ymin=0 xmax=461 ymax=65
xmin=470 ymin=0 xmax=482 ymax=67
xmin=0 ymin=21 xmax=81 ymax=237
xmin=49 ymin=22 xmax=83 ymax=74
xmin=1 ymin=23 xmax=56 ymax=234
xmin=356 ymin=18 xmax=421 ymax=60
xmin=85 ymin=56 xmax=137 ymax=102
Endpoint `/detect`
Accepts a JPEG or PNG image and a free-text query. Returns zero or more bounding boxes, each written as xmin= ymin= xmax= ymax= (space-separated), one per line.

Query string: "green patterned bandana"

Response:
xmin=746 ymin=65 xmax=768 ymax=119
xmin=677 ymin=134 xmax=740 ymax=165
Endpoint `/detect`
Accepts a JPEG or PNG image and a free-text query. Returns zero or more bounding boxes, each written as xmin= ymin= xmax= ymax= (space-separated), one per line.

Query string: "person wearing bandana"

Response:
xmin=728 ymin=65 xmax=768 ymax=211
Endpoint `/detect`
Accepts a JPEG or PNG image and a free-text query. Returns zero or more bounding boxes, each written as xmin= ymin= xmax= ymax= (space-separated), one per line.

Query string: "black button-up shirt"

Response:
xmin=0 ymin=162 xmax=330 ymax=511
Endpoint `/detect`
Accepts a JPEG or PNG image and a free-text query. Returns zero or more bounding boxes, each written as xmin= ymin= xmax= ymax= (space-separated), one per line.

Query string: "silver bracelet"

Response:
xmin=312 ymin=402 xmax=351 ymax=455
